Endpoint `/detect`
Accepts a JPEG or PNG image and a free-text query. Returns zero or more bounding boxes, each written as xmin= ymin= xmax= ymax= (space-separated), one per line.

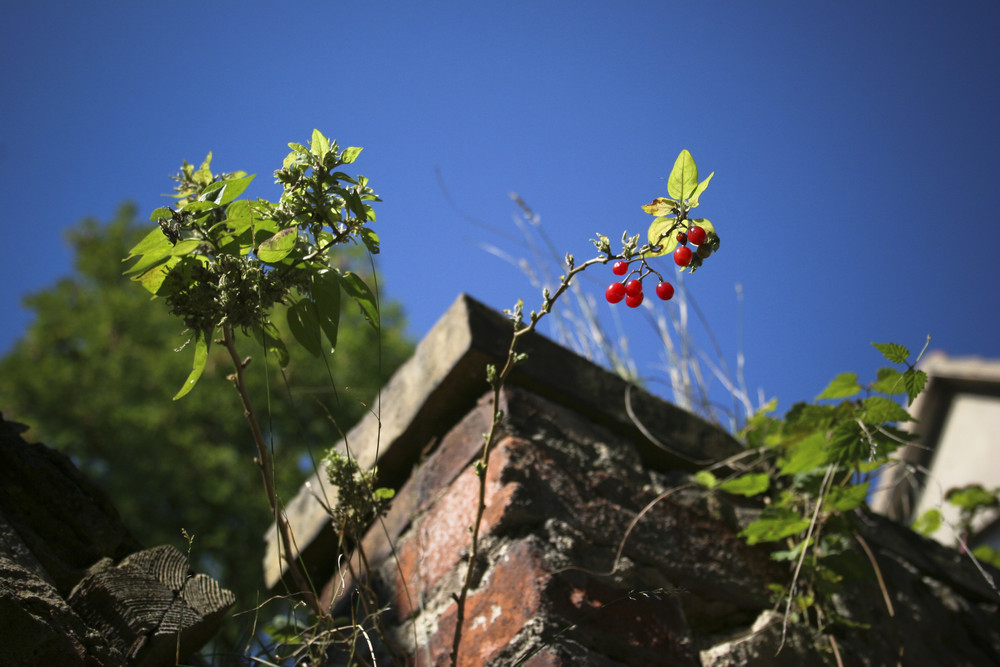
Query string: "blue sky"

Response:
xmin=3 ymin=1 xmax=999 ymax=421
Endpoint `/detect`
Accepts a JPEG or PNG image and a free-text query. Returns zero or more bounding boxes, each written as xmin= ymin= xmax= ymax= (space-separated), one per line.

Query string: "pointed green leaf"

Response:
xmin=902 ymin=368 xmax=928 ymax=405
xmin=667 ymin=150 xmax=698 ymax=200
xmin=825 ymin=482 xmax=869 ymax=512
xmin=779 ymin=431 xmax=830 ymax=475
xmin=201 ymin=174 xmax=256 ymax=206
xmin=287 ymin=298 xmax=323 ymax=357
xmin=337 ymin=271 xmax=379 ymax=329
xmin=257 ymin=228 xmax=298 ymax=263
xmin=173 ymin=330 xmax=210 ymax=400
xmin=251 ymin=321 xmax=289 ymax=368
xmin=690 ymin=172 xmax=714 ymax=207
xmin=135 ymin=258 xmax=179 ymax=295
xmin=192 ymin=153 xmax=213 ymax=186
xmin=124 ymin=226 xmax=172 ymax=262
xmin=872 ymin=342 xmax=910 ymax=364
xmin=862 ymin=396 xmax=912 ymax=424
xmin=341 ymin=146 xmax=363 ymax=164
xmin=311 ymin=129 xmax=330 ymax=161
xmin=718 ymin=472 xmax=771 ymax=497
xmin=312 ymin=271 xmax=341 ymax=350
xmin=872 ymin=367 xmax=906 ymax=396
xmin=741 ymin=508 xmax=811 ymax=545
xmin=646 ymin=216 xmax=679 ymax=257
xmin=945 ymin=484 xmax=998 ymax=511
xmin=149 ymin=207 xmax=174 ymax=222
xmin=123 ymin=238 xmax=174 ymax=276
xmin=816 ymin=372 xmax=861 ymax=400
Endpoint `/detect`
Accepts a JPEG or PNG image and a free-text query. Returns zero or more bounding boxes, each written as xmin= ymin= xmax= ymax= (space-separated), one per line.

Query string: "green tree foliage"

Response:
xmin=0 ymin=202 xmax=412 ymax=643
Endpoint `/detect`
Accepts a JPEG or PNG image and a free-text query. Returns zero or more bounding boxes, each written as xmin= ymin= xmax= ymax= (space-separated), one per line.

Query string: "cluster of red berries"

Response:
xmin=605 ymin=224 xmax=711 ymax=308
xmin=605 ymin=260 xmax=674 ymax=308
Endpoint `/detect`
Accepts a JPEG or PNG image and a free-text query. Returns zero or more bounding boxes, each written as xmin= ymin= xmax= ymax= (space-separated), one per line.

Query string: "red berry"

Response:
xmin=677 ymin=232 xmax=688 ymax=245
xmin=625 ymin=292 xmax=644 ymax=308
xmin=673 ymin=246 xmax=693 ymax=266
xmin=656 ymin=281 xmax=674 ymax=300
xmin=624 ymin=279 xmax=643 ymax=297
xmin=687 ymin=225 xmax=707 ymax=245
xmin=612 ymin=260 xmax=628 ymax=276
xmin=606 ymin=282 xmax=626 ymax=303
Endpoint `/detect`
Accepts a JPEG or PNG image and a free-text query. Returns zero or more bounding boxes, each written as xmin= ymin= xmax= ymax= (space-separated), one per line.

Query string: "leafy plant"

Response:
xmin=696 ymin=338 xmax=930 ymax=647
xmin=122 ymin=130 xmax=394 ymax=658
xmin=914 ymin=484 xmax=1000 ymax=570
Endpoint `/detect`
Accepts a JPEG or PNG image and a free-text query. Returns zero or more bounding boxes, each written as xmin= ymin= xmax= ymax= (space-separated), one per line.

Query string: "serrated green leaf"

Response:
xmin=827 ymin=421 xmax=868 ymax=464
xmin=287 ymin=298 xmax=323 ymax=357
xmin=312 ymin=271 xmax=341 ymax=350
xmin=173 ymin=330 xmax=209 ymax=400
xmin=816 ymin=372 xmax=861 ymax=400
xmin=257 ymin=228 xmax=298 ymax=263
xmin=872 ymin=342 xmax=910 ymax=364
xmin=201 ymin=174 xmax=256 ymax=206
xmin=341 ymin=146 xmax=363 ymax=164
xmin=646 ymin=216 xmax=679 ymax=257
xmin=911 ymin=508 xmax=942 ymax=536
xmin=825 ymin=482 xmax=869 ymax=512
xmin=311 ymin=129 xmax=330 ymax=161
xmin=694 ymin=470 xmax=718 ymax=489
xmin=862 ymin=396 xmax=912 ymax=424
xmin=779 ymin=431 xmax=830 ymax=475
xmin=872 ymin=367 xmax=906 ymax=395
xmin=741 ymin=508 xmax=811 ymax=545
xmin=718 ymin=472 xmax=770 ymax=497
xmin=337 ymin=271 xmax=379 ymax=329
xmin=902 ymin=369 xmax=928 ymax=405
xmin=667 ymin=150 xmax=699 ymax=200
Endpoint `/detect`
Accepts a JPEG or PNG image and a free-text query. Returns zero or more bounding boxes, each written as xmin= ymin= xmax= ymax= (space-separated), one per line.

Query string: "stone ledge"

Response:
xmin=264 ymin=293 xmax=743 ymax=591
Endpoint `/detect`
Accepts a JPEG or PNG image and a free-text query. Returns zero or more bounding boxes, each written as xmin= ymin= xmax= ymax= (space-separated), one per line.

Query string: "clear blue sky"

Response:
xmin=3 ymin=1 xmax=999 ymax=420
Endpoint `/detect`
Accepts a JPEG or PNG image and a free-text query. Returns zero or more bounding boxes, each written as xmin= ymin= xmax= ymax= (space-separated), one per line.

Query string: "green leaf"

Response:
xmin=971 ymin=545 xmax=1000 ymax=570
xmin=192 ymin=153 xmax=213 ymax=186
xmin=646 ymin=216 xmax=679 ymax=257
xmin=741 ymin=507 xmax=811 ymax=545
xmin=135 ymin=259 xmax=178 ymax=295
xmin=124 ymin=226 xmax=173 ymax=263
xmin=718 ymin=472 xmax=770 ymax=497
xmin=667 ymin=150 xmax=699 ymax=200
xmin=872 ymin=367 xmax=906 ymax=396
xmin=182 ymin=200 xmax=219 ymax=214
xmin=374 ymin=487 xmax=395 ymax=501
xmin=911 ymin=508 xmax=942 ymax=536
xmin=173 ymin=330 xmax=209 ymax=400
xmin=337 ymin=271 xmax=379 ymax=329
xmin=311 ymin=129 xmax=330 ymax=161
xmin=779 ymin=431 xmax=830 ymax=475
xmin=872 ymin=342 xmax=910 ymax=364
xmin=862 ymin=396 xmax=912 ymax=424
xmin=341 ymin=146 xmax=363 ymax=164
xmin=827 ymin=421 xmax=868 ymax=464
xmin=123 ymin=236 xmax=174 ymax=276
xmin=287 ymin=298 xmax=323 ymax=357
xmin=824 ymin=482 xmax=869 ymax=512
xmin=201 ymin=174 xmax=255 ymax=206
xmin=690 ymin=172 xmax=714 ymax=207
xmin=946 ymin=484 xmax=998 ymax=511
xmin=257 ymin=228 xmax=298 ymax=263
xmin=816 ymin=372 xmax=861 ymax=400
xmin=694 ymin=470 xmax=718 ymax=490
xmin=149 ymin=207 xmax=174 ymax=222
xmin=359 ymin=227 xmax=380 ymax=254
xmin=251 ymin=321 xmax=289 ymax=368
xmin=312 ymin=271 xmax=341 ymax=350
xmin=902 ymin=368 xmax=928 ymax=405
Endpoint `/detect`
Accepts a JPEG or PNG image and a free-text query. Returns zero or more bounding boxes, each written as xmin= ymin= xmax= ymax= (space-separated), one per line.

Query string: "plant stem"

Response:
xmin=449 ymin=256 xmax=604 ymax=666
xmin=221 ymin=324 xmax=321 ymax=616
